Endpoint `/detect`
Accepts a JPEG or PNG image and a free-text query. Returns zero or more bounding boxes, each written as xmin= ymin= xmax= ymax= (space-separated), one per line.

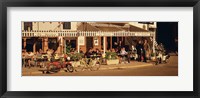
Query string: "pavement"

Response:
xmin=22 ymin=60 xmax=155 ymax=76
xmin=99 ymin=61 xmax=153 ymax=70
xmin=22 ymin=53 xmax=177 ymax=76
xmin=22 ymin=55 xmax=178 ymax=76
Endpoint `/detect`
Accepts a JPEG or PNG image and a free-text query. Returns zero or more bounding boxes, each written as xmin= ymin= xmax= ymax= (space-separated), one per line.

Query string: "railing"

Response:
xmin=22 ymin=30 xmax=155 ymax=37
xmin=89 ymin=23 xmax=130 ymax=28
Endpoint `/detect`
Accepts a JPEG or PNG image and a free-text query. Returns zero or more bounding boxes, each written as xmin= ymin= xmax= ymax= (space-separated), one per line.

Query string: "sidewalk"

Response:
xmin=22 ymin=61 xmax=153 ymax=75
xmin=99 ymin=61 xmax=153 ymax=70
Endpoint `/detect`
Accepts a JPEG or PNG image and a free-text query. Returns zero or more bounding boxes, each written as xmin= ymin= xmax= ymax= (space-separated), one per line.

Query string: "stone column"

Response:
xmin=33 ymin=39 xmax=36 ymax=53
xmin=103 ymin=36 xmax=106 ymax=54
xmin=56 ymin=37 xmax=63 ymax=53
xmin=23 ymin=38 xmax=26 ymax=49
xmin=59 ymin=37 xmax=63 ymax=53
xmin=63 ymin=39 xmax=66 ymax=53
xmin=77 ymin=37 xmax=80 ymax=53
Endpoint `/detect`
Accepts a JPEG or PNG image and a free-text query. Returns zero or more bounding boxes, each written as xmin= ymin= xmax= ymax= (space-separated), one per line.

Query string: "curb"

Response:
xmin=99 ymin=63 xmax=153 ymax=70
xmin=23 ymin=63 xmax=153 ymax=75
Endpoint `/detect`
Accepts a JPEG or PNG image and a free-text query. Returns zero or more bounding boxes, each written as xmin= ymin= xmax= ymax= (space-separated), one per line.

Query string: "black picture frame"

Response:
xmin=0 ymin=0 xmax=199 ymax=98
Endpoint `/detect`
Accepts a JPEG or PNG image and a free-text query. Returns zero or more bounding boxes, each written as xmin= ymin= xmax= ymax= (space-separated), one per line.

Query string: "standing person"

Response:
xmin=143 ymin=39 xmax=150 ymax=62
xmin=118 ymin=41 xmax=122 ymax=53
xmin=85 ymin=48 xmax=93 ymax=64
xmin=113 ymin=42 xmax=118 ymax=50
xmin=136 ymin=40 xmax=144 ymax=62
xmin=85 ymin=48 xmax=92 ymax=58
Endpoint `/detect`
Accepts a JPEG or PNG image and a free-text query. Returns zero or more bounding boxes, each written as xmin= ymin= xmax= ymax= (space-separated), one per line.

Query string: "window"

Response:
xmin=63 ymin=22 xmax=71 ymax=29
xmin=24 ymin=22 xmax=32 ymax=31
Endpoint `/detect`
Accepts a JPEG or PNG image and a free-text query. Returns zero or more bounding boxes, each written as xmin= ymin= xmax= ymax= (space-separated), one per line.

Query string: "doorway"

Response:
xmin=36 ymin=39 xmax=43 ymax=52
xmin=48 ymin=38 xmax=58 ymax=51
xmin=86 ymin=37 xmax=93 ymax=51
xmin=26 ymin=39 xmax=34 ymax=52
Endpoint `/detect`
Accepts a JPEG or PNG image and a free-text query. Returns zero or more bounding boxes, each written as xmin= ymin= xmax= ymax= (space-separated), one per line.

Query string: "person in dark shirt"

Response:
xmin=85 ymin=48 xmax=92 ymax=58
xmin=143 ymin=39 xmax=150 ymax=62
xmin=118 ymin=41 xmax=123 ymax=53
xmin=136 ymin=40 xmax=144 ymax=62
xmin=113 ymin=42 xmax=118 ymax=49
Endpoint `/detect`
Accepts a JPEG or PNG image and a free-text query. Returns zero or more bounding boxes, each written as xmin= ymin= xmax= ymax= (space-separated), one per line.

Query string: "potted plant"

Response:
xmin=67 ymin=53 xmax=84 ymax=67
xmin=68 ymin=53 xmax=83 ymax=61
xmin=66 ymin=45 xmax=71 ymax=54
xmin=150 ymin=53 xmax=156 ymax=61
xmin=105 ymin=52 xmax=119 ymax=65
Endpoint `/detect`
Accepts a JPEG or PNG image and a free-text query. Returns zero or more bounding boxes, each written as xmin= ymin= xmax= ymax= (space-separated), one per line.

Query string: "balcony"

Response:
xmin=22 ymin=30 xmax=155 ymax=37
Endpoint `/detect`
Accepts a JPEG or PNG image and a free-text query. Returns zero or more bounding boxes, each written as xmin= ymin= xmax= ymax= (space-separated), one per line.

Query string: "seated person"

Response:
xmin=27 ymin=52 xmax=35 ymax=68
xmin=84 ymin=49 xmax=97 ymax=64
xmin=120 ymin=47 xmax=128 ymax=56
xmin=95 ymin=48 xmax=102 ymax=56
xmin=85 ymin=48 xmax=93 ymax=58
xmin=120 ymin=48 xmax=130 ymax=63
xmin=22 ymin=51 xmax=28 ymax=67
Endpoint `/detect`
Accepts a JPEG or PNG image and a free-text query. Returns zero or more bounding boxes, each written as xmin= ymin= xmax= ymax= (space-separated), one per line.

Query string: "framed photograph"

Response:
xmin=0 ymin=0 xmax=199 ymax=98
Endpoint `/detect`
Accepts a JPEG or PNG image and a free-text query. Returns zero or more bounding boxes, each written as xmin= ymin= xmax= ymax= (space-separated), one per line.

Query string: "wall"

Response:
xmin=129 ymin=22 xmax=157 ymax=30
xmin=21 ymin=22 xmax=77 ymax=31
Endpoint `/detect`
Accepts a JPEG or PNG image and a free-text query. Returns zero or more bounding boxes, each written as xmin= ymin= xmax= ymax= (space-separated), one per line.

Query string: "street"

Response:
xmin=22 ymin=55 xmax=178 ymax=76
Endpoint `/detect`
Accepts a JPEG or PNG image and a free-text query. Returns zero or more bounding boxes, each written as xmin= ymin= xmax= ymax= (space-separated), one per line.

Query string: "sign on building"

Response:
xmin=94 ymin=37 xmax=98 ymax=46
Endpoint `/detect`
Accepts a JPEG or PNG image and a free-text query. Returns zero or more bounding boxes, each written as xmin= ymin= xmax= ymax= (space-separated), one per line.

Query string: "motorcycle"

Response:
xmin=41 ymin=56 xmax=74 ymax=74
xmin=154 ymin=44 xmax=170 ymax=65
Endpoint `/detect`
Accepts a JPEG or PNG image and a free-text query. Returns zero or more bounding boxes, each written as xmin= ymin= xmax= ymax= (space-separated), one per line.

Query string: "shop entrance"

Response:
xmin=107 ymin=37 xmax=111 ymax=50
xmin=86 ymin=37 xmax=93 ymax=51
xmin=26 ymin=39 xmax=34 ymax=52
xmin=48 ymin=38 xmax=58 ymax=51
xmin=36 ymin=39 xmax=43 ymax=52
xmin=64 ymin=37 xmax=77 ymax=53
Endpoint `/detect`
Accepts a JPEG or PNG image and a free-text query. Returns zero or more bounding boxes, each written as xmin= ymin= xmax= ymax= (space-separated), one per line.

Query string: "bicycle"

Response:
xmin=73 ymin=57 xmax=101 ymax=72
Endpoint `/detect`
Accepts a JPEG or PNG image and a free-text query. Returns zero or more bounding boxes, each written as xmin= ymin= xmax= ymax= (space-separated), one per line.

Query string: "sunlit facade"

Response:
xmin=22 ymin=22 xmax=156 ymax=53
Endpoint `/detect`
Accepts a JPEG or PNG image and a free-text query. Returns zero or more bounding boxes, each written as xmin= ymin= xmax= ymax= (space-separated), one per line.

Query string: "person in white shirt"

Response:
xmin=120 ymin=47 xmax=127 ymax=55
xmin=27 ymin=52 xmax=34 ymax=68
xmin=120 ymin=47 xmax=130 ymax=63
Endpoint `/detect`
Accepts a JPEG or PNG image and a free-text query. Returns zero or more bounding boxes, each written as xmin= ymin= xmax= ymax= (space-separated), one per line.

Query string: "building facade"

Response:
xmin=22 ymin=22 xmax=156 ymax=54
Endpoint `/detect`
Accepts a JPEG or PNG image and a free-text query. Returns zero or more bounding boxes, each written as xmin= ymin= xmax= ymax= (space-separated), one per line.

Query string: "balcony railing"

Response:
xmin=22 ymin=30 xmax=154 ymax=37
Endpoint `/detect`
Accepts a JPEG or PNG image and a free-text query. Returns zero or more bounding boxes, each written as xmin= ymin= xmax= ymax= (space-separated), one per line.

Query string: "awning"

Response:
xmin=22 ymin=31 xmax=154 ymax=37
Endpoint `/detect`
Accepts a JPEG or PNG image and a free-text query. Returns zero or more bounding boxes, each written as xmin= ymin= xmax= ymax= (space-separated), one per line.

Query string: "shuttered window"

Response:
xmin=63 ymin=22 xmax=71 ymax=29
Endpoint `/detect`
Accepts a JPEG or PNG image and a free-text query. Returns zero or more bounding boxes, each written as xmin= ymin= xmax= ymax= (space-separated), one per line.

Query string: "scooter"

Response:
xmin=155 ymin=51 xmax=170 ymax=65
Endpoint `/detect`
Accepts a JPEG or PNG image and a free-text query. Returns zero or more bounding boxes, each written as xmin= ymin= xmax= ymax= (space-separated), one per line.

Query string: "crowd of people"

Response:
xmin=22 ymin=49 xmax=60 ymax=68
xmin=22 ymin=39 xmax=153 ymax=68
xmin=81 ymin=39 xmax=152 ymax=64
xmin=135 ymin=39 xmax=151 ymax=62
